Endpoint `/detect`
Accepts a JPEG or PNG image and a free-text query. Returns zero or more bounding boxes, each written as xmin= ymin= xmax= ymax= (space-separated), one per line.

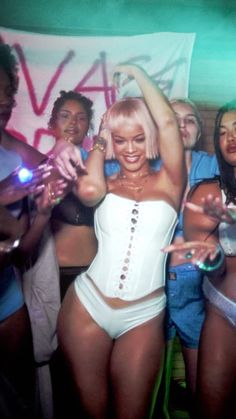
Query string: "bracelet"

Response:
xmin=196 ymin=244 xmax=225 ymax=272
xmin=228 ymin=208 xmax=236 ymax=223
xmin=90 ymin=137 xmax=107 ymax=153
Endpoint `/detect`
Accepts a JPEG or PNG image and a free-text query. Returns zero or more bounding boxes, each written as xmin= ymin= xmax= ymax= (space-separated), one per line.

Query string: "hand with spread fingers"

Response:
xmin=186 ymin=194 xmax=236 ymax=224
xmin=162 ymin=241 xmax=217 ymax=264
xmin=50 ymin=139 xmax=86 ymax=181
xmin=0 ymin=163 xmax=53 ymax=205
xmin=163 ymin=240 xmax=223 ymax=271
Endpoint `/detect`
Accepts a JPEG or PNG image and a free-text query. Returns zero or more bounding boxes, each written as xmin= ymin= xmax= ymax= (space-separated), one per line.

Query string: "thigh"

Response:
xmin=110 ymin=310 xmax=165 ymax=419
xmin=197 ymin=303 xmax=236 ymax=419
xmin=0 ymin=305 xmax=35 ymax=406
xmin=0 ymin=304 xmax=33 ymax=361
xmin=57 ymin=284 xmax=113 ymax=417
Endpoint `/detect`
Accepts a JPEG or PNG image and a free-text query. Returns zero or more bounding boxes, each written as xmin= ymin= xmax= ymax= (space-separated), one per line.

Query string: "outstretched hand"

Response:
xmin=0 ymin=163 xmax=52 ymax=205
xmin=185 ymin=194 xmax=236 ymax=224
xmin=162 ymin=240 xmax=218 ymax=266
xmin=50 ymin=139 xmax=86 ymax=181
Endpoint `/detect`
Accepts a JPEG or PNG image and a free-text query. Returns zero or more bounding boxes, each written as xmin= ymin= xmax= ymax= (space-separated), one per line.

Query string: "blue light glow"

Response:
xmin=18 ymin=168 xmax=33 ymax=183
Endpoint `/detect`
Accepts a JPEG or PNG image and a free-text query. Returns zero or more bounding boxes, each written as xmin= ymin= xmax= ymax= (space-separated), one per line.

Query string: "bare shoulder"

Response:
xmin=188 ymin=178 xmax=221 ymax=203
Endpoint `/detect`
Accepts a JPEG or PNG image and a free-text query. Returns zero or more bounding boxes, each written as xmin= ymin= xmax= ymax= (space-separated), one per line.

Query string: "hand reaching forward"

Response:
xmin=163 ymin=240 xmax=224 ymax=272
xmin=0 ymin=163 xmax=52 ymax=205
xmin=50 ymin=139 xmax=86 ymax=181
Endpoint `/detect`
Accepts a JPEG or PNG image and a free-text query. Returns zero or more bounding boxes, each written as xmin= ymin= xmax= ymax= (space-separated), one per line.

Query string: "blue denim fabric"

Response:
xmin=165 ymin=263 xmax=205 ymax=348
xmin=0 ymin=266 xmax=24 ymax=321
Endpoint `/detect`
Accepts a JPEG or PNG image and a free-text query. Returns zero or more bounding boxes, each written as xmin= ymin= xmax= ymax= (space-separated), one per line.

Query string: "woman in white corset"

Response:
xmin=164 ymin=100 xmax=236 ymax=419
xmin=56 ymin=63 xmax=186 ymax=418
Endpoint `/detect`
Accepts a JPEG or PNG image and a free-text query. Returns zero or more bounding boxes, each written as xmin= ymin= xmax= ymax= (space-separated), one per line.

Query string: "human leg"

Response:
xmin=110 ymin=310 xmax=165 ymax=419
xmin=197 ymin=302 xmax=236 ymax=419
xmin=0 ymin=304 xmax=35 ymax=416
xmin=57 ymin=284 xmax=113 ymax=418
xmin=166 ymin=264 xmax=204 ymax=407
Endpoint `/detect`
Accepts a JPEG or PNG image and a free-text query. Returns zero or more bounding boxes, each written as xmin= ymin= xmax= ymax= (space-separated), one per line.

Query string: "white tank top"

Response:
xmin=219 ymin=189 xmax=236 ymax=256
xmin=84 ymin=193 xmax=177 ymax=300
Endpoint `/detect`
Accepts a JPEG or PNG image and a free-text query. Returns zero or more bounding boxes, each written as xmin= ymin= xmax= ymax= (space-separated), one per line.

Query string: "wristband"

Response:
xmin=228 ymin=208 xmax=236 ymax=223
xmin=196 ymin=244 xmax=225 ymax=272
xmin=91 ymin=137 xmax=107 ymax=153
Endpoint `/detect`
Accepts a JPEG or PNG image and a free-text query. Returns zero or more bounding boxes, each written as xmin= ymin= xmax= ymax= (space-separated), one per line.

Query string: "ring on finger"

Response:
xmin=55 ymin=197 xmax=62 ymax=205
xmin=185 ymin=250 xmax=194 ymax=259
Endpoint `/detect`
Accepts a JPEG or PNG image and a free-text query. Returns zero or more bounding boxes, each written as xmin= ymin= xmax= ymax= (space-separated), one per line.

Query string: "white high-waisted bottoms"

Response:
xmin=203 ymin=276 xmax=236 ymax=327
xmin=74 ymin=274 xmax=166 ymax=339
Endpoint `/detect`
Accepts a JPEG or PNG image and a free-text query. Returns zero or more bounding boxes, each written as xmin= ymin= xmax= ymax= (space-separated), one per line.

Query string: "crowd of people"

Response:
xmin=1 ymin=39 xmax=236 ymax=419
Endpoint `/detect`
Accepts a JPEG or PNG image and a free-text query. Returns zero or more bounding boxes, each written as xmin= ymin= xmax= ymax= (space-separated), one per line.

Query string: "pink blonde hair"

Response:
xmin=103 ymin=97 xmax=158 ymax=160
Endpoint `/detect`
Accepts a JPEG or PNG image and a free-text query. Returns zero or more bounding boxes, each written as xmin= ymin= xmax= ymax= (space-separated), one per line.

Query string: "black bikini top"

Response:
xmin=52 ymin=192 xmax=94 ymax=227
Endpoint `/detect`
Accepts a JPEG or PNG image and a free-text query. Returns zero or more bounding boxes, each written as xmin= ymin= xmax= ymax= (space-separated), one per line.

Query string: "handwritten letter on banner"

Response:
xmin=0 ymin=27 xmax=195 ymax=153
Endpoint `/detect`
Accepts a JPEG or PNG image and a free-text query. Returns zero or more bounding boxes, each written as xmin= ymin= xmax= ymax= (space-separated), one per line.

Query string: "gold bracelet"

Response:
xmin=91 ymin=137 xmax=107 ymax=153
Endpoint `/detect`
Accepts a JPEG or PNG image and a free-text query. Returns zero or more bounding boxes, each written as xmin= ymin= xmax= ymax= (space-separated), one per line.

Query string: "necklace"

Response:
xmin=118 ymin=170 xmax=151 ymax=193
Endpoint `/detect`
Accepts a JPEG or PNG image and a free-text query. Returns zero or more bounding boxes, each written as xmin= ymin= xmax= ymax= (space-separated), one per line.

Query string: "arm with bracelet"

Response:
xmin=183 ymin=181 xmax=226 ymax=275
xmin=163 ymin=181 xmax=226 ymax=275
xmin=73 ymin=131 xmax=108 ymax=207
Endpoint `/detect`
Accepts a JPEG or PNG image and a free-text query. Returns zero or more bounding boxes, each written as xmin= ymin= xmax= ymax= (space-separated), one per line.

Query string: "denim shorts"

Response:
xmin=165 ymin=263 xmax=205 ymax=348
xmin=0 ymin=266 xmax=24 ymax=321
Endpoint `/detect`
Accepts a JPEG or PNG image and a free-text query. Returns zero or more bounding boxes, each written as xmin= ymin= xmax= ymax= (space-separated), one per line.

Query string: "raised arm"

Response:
xmin=75 ymin=64 xmax=186 ymax=207
xmin=114 ymin=64 xmax=186 ymax=188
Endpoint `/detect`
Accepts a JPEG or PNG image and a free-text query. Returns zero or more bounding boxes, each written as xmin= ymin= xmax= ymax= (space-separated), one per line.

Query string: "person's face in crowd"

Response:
xmin=112 ymin=121 xmax=148 ymax=173
xmin=172 ymin=101 xmax=200 ymax=150
xmin=219 ymin=111 xmax=236 ymax=169
xmin=53 ymin=99 xmax=89 ymax=146
xmin=0 ymin=67 xmax=14 ymax=129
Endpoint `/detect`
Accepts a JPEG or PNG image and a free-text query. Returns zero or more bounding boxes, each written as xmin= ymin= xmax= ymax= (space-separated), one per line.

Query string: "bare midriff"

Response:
xmin=52 ymin=221 xmax=97 ymax=267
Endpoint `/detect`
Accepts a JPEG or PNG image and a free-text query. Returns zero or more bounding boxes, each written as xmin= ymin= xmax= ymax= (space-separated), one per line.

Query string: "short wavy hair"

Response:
xmin=103 ymin=97 xmax=158 ymax=160
xmin=0 ymin=43 xmax=19 ymax=102
xmin=48 ymin=90 xmax=94 ymax=130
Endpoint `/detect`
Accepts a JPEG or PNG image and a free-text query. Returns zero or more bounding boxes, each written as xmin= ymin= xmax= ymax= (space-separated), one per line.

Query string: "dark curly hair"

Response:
xmin=0 ymin=43 xmax=19 ymax=100
xmin=48 ymin=90 xmax=94 ymax=129
xmin=214 ymin=99 xmax=236 ymax=205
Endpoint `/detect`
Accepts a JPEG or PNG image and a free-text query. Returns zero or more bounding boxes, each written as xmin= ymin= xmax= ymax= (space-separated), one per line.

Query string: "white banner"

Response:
xmin=0 ymin=28 xmax=195 ymax=153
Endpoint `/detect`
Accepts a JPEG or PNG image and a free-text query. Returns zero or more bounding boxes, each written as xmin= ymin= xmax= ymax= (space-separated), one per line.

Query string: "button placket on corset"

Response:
xmin=116 ymin=202 xmax=140 ymax=297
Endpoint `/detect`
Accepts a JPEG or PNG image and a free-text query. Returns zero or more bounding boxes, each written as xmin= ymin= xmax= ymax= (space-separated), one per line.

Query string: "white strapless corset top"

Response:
xmin=86 ymin=193 xmax=178 ymax=300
